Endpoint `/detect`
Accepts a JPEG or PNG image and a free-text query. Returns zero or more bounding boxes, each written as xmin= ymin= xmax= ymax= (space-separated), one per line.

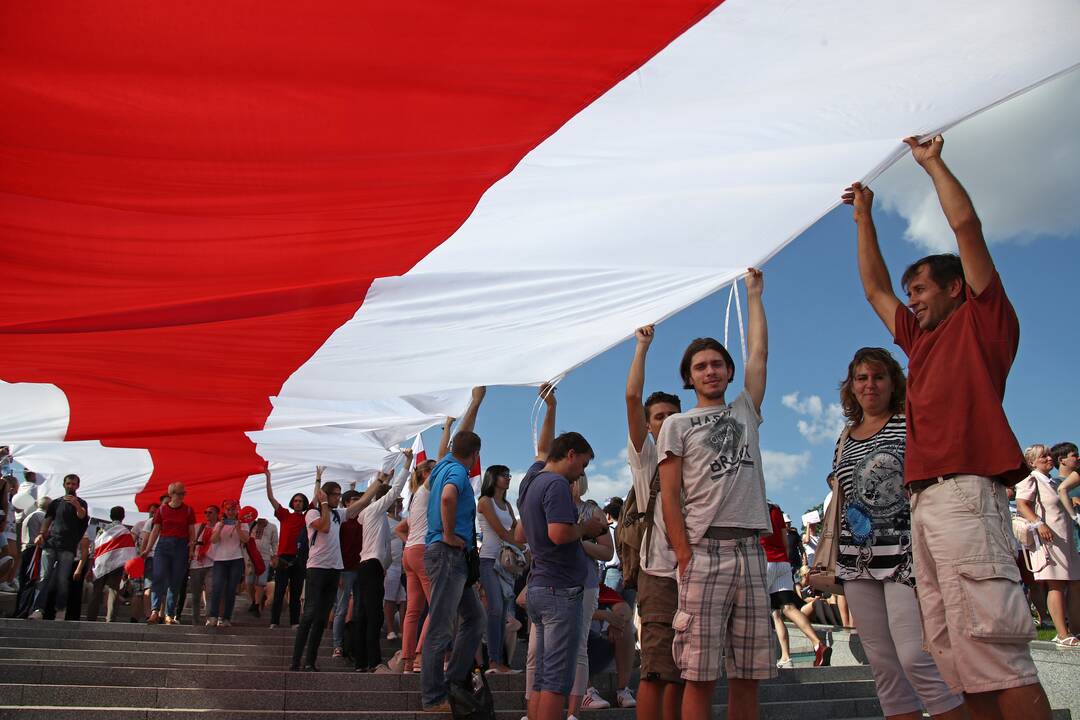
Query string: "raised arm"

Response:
xmin=312 ymin=465 xmax=325 ymax=501
xmin=369 ymin=450 xmax=413 ymax=515
xmin=310 ymin=487 xmax=332 ymax=533
xmin=437 ymin=417 xmax=455 ymax=460
xmin=346 ymin=471 xmax=387 ymax=520
xmin=264 ymin=468 xmax=281 ymax=513
xmin=457 ymin=386 xmax=486 ymax=435
xmin=626 ymin=326 xmax=653 ymax=452
xmin=843 ymin=182 xmax=900 ymax=335
xmin=743 ymin=268 xmax=768 ymax=412
xmin=905 ymin=135 xmax=993 ymax=294
xmin=536 ymin=384 xmax=557 ymax=461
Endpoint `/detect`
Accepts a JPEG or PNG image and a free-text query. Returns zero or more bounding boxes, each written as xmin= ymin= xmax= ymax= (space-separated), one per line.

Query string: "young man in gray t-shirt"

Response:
xmin=658 ymin=267 xmax=775 ymax=719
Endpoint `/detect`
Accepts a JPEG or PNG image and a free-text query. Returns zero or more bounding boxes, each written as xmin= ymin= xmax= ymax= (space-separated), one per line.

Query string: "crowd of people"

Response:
xmin=1 ymin=136 xmax=1074 ymax=720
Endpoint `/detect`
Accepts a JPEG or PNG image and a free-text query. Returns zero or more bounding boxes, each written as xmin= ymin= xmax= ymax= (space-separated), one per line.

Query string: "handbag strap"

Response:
xmin=641 ymin=465 xmax=661 ymax=556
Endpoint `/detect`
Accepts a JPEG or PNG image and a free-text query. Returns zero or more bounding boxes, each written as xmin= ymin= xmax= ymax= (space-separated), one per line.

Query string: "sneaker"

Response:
xmin=28 ymin=609 xmax=43 ymax=621
xmin=332 ymin=647 xmax=344 ymax=659
xmin=269 ymin=623 xmax=278 ymax=629
xmin=205 ymin=617 xmax=217 ymax=627
xmin=813 ymin=642 xmax=833 ymax=667
xmin=386 ymin=631 xmax=399 ymax=641
xmin=54 ymin=609 xmax=66 ymax=621
xmin=218 ymin=619 xmax=231 ymax=627
xmin=776 ymin=658 xmax=794 ymax=669
xmin=422 ymin=700 xmax=451 ymax=713
xmin=581 ymin=687 xmax=610 ymax=710
xmin=616 ymin=687 xmax=637 ymax=708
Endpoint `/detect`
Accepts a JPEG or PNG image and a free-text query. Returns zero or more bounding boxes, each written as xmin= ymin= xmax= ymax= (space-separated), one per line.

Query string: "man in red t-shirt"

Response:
xmin=844 ymin=135 xmax=1049 ymax=719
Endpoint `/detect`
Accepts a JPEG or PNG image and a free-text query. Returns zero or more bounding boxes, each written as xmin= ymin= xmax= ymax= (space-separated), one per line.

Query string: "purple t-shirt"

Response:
xmin=517 ymin=461 xmax=589 ymax=588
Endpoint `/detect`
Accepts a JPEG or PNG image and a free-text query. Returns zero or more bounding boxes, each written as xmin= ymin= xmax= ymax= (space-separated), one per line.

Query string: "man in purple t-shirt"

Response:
xmin=517 ymin=423 xmax=607 ymax=720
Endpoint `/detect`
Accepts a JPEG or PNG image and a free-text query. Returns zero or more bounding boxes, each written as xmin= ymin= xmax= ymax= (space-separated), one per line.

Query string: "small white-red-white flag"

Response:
xmin=92 ymin=523 xmax=136 ymax=578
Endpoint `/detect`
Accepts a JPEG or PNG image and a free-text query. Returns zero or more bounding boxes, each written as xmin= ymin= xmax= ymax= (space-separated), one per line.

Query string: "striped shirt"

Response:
xmin=832 ymin=415 xmax=914 ymax=586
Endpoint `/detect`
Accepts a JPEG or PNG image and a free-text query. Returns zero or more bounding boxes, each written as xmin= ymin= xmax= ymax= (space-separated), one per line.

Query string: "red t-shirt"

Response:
xmin=339 ymin=516 xmax=363 ymax=571
xmin=760 ymin=505 xmax=788 ymax=563
xmin=894 ymin=271 xmax=1026 ymax=485
xmin=153 ymin=502 xmax=195 ymax=538
xmin=275 ymin=506 xmax=307 ymax=556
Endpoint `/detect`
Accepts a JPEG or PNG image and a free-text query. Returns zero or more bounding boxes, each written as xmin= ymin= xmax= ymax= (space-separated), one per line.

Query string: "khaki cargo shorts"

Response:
xmin=910 ymin=474 xmax=1039 ymax=694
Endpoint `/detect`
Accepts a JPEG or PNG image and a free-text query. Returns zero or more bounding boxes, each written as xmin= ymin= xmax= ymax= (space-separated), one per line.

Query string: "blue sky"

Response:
xmin=421 ymin=71 xmax=1080 ymax=526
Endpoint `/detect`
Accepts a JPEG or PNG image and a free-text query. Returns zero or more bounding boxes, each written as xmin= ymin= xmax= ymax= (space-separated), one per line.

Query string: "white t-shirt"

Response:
xmin=190 ymin=522 xmax=215 ymax=569
xmin=628 ymin=434 xmax=678 ymax=579
xmin=252 ymin=522 xmax=278 ymax=565
xmin=212 ymin=522 xmax=245 ymax=562
xmin=306 ymin=507 xmax=346 ymax=570
xmin=405 ymin=485 xmax=430 ymax=548
xmin=656 ymin=389 xmax=770 ymax=544
xmin=360 ymin=464 xmax=409 ymax=569
xmin=133 ymin=517 xmax=158 ymax=554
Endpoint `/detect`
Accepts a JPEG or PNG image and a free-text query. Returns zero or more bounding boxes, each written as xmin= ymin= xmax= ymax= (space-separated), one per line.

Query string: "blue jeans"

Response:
xmin=32 ymin=548 xmax=75 ymax=614
xmin=332 ymin=569 xmax=360 ymax=649
xmin=151 ymin=536 xmax=189 ymax=616
xmin=479 ymin=557 xmax=510 ymax=664
xmin=421 ymin=542 xmax=485 ymax=707
xmin=209 ymin=558 xmax=244 ymax=620
xmin=526 ymin=585 xmax=583 ymax=695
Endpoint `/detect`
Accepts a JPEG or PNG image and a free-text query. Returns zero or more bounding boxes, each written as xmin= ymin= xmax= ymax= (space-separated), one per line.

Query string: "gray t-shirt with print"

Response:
xmin=656 ymin=388 xmax=770 ymax=544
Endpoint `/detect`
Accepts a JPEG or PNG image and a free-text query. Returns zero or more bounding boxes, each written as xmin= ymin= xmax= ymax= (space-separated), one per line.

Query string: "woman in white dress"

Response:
xmin=1016 ymin=444 xmax=1080 ymax=647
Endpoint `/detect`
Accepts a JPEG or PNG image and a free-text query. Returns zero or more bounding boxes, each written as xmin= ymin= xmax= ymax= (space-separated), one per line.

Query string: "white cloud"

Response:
xmin=781 ymin=392 xmax=846 ymax=445
xmin=874 ymin=70 xmax=1080 ymax=251
xmin=761 ymin=449 xmax=812 ymax=492
xmin=601 ymin=447 xmax=628 ymax=468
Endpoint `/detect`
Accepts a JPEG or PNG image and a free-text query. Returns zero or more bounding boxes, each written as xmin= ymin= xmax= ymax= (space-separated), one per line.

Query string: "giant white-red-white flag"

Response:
xmin=2 ymin=0 xmax=1079 ymax=515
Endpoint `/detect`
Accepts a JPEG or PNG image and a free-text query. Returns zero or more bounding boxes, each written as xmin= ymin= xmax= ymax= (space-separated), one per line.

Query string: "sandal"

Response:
xmin=1052 ymin=635 xmax=1080 ymax=648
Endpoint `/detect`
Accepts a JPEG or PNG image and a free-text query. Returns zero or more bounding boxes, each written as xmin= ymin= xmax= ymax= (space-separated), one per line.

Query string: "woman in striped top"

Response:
xmin=832 ymin=347 xmax=963 ymax=720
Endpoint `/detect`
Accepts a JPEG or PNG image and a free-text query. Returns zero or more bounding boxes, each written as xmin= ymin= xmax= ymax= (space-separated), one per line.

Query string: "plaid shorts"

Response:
xmin=673 ymin=536 xmax=776 ymax=682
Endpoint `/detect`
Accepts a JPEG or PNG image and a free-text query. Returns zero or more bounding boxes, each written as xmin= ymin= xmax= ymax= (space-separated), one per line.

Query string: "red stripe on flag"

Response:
xmin=93 ymin=532 xmax=136 ymax=560
xmin=0 ymin=1 xmax=722 ymax=512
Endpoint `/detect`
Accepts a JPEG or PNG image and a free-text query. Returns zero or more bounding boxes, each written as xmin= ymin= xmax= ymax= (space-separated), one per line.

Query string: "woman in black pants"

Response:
xmin=264 ymin=468 xmax=309 ymax=628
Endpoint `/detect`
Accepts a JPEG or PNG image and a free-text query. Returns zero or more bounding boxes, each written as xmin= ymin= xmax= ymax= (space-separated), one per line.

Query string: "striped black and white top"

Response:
xmin=832 ymin=415 xmax=914 ymax=586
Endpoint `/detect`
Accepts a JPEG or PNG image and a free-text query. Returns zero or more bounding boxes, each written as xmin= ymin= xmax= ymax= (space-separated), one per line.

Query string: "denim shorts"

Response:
xmin=526 ymin=585 xmax=583 ymax=695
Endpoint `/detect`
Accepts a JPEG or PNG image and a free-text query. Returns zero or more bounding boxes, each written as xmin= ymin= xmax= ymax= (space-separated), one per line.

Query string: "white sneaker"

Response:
xmin=217 ymin=619 xmax=231 ymax=627
xmin=581 ymin=687 xmax=611 ymax=710
xmin=776 ymin=658 xmax=794 ymax=669
xmin=386 ymin=631 xmax=399 ymax=640
xmin=54 ymin=609 xmax=66 ymax=621
xmin=205 ymin=617 xmax=217 ymax=627
xmin=29 ymin=609 xmax=44 ymax=621
xmin=616 ymin=687 xmax=637 ymax=708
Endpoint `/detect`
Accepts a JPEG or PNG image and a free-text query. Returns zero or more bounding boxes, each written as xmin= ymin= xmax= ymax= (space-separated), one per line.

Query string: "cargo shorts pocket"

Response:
xmin=672 ymin=609 xmax=693 ymax=634
xmin=955 ymin=561 xmax=1035 ymax=643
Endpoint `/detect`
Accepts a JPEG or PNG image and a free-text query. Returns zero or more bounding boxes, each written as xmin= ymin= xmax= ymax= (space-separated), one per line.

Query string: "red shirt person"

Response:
xmin=845 ymin=135 xmax=1049 ymax=719
xmin=264 ymin=467 xmax=312 ymax=628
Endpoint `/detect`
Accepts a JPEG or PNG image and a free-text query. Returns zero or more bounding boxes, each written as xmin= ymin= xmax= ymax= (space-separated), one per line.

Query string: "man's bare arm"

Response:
xmin=536 ymin=384 xmax=556 ymax=461
xmin=743 ymin=268 xmax=768 ymax=412
xmin=905 ymin=135 xmax=993 ymax=295
xmin=659 ymin=454 xmax=690 ymax=576
xmin=843 ymin=182 xmax=900 ymax=335
xmin=457 ymin=386 xmax=486 ymax=435
xmin=626 ymin=326 xmax=652 ymax=453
